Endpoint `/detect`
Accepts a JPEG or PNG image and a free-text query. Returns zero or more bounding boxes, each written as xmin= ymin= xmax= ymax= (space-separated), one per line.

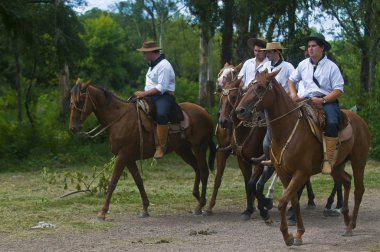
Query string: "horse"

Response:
xmin=205 ymin=63 xmax=258 ymax=218
xmin=69 ymin=79 xmax=216 ymax=220
xmin=235 ymin=70 xmax=370 ymax=246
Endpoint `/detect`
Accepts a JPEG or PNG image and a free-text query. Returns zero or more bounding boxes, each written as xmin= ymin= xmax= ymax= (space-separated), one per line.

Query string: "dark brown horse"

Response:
xmin=69 ymin=79 xmax=216 ymax=220
xmin=236 ymin=70 xmax=370 ymax=246
xmin=205 ymin=64 xmax=267 ymax=220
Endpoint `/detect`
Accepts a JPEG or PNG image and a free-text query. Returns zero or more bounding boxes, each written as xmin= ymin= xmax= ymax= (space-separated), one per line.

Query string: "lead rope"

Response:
xmin=136 ymin=103 xmax=144 ymax=176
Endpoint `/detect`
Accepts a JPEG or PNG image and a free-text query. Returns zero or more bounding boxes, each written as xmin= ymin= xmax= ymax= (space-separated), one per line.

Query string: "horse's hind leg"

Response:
xmin=97 ymin=155 xmax=128 ymax=220
xmin=175 ymin=145 xmax=207 ymax=215
xmin=205 ymin=149 xmax=230 ymax=215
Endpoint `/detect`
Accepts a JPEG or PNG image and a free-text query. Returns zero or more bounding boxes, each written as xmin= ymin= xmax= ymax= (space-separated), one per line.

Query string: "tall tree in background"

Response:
xmin=321 ymin=0 xmax=380 ymax=93
xmin=187 ymin=0 xmax=219 ymax=106
xmin=220 ymin=0 xmax=234 ymax=66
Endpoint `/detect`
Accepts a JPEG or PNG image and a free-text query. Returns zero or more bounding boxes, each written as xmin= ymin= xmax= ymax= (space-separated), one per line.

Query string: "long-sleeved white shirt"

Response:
xmin=145 ymin=58 xmax=175 ymax=93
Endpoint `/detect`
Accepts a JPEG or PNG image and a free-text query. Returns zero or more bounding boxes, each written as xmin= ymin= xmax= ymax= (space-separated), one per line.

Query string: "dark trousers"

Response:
xmin=150 ymin=94 xmax=175 ymax=125
xmin=323 ymin=102 xmax=340 ymax=137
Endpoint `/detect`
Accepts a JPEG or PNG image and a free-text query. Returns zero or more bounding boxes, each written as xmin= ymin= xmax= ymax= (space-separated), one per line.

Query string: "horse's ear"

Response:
xmin=233 ymin=63 xmax=243 ymax=73
xmin=84 ymin=80 xmax=92 ymax=87
xmin=224 ymin=62 xmax=230 ymax=67
xmin=269 ymin=69 xmax=280 ymax=79
xmin=76 ymin=77 xmax=81 ymax=85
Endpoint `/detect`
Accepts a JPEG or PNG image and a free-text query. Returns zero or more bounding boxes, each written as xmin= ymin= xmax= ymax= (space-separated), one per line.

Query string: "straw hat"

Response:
xmin=136 ymin=41 xmax=162 ymax=52
xmin=299 ymin=45 xmax=306 ymax=51
xmin=247 ymin=38 xmax=267 ymax=50
xmin=306 ymin=32 xmax=331 ymax=51
xmin=260 ymin=42 xmax=286 ymax=51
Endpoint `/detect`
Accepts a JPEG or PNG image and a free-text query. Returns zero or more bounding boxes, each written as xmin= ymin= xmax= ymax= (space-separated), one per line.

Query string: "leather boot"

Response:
xmin=154 ymin=124 xmax=169 ymax=159
xmin=321 ymin=136 xmax=339 ymax=175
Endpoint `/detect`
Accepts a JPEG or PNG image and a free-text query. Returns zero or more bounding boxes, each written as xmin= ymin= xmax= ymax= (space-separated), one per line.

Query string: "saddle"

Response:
xmin=300 ymin=102 xmax=352 ymax=143
xmin=136 ymin=98 xmax=189 ymax=136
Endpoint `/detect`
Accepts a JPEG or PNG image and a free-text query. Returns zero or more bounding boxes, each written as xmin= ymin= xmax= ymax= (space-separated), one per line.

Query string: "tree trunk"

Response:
xmin=207 ymin=39 xmax=214 ymax=106
xmin=14 ymin=40 xmax=22 ymax=122
xmin=221 ymin=0 xmax=234 ymax=66
xmin=287 ymin=0 xmax=297 ymax=65
xmin=198 ymin=28 xmax=209 ymax=106
xmin=25 ymin=59 xmax=37 ymax=128
xmin=59 ymin=62 xmax=71 ymax=117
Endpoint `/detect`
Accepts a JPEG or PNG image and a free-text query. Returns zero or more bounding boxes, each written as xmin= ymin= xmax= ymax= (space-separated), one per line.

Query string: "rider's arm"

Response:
xmin=288 ymin=79 xmax=298 ymax=101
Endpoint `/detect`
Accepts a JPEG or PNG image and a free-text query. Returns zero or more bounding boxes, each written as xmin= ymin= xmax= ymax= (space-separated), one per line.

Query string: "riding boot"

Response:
xmin=261 ymin=159 xmax=273 ymax=166
xmin=321 ymin=136 xmax=339 ymax=175
xmin=154 ymin=124 xmax=169 ymax=159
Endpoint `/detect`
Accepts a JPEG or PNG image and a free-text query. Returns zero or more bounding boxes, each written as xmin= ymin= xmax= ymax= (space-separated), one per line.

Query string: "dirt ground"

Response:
xmin=1 ymin=189 xmax=380 ymax=252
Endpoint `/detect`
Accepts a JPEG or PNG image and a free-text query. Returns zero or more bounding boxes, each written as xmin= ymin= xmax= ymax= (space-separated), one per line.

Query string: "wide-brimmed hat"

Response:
xmin=306 ymin=32 xmax=331 ymax=51
xmin=260 ymin=42 xmax=286 ymax=51
xmin=247 ymin=38 xmax=267 ymax=50
xmin=136 ymin=41 xmax=162 ymax=52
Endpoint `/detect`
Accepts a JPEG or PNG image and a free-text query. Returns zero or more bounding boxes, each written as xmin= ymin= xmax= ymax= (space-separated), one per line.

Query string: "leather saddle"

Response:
xmin=300 ymin=102 xmax=353 ymax=143
xmin=135 ymin=98 xmax=189 ymax=136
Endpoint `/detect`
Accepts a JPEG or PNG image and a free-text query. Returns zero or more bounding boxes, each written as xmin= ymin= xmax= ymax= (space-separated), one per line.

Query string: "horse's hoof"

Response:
xmin=138 ymin=212 xmax=149 ymax=218
xmin=202 ymin=210 xmax=213 ymax=216
xmin=264 ymin=198 xmax=273 ymax=210
xmin=323 ymin=208 xmax=341 ymax=217
xmin=240 ymin=213 xmax=251 ymax=221
xmin=285 ymin=234 xmax=294 ymax=246
xmin=96 ymin=216 xmax=106 ymax=222
xmin=288 ymin=219 xmax=296 ymax=226
xmin=342 ymin=230 xmax=353 ymax=237
xmin=293 ymin=238 xmax=303 ymax=246
xmin=305 ymin=203 xmax=316 ymax=210
xmin=193 ymin=209 xmax=202 ymax=215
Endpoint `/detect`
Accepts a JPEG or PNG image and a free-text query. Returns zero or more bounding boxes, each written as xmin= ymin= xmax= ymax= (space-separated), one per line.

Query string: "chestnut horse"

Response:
xmin=205 ymin=63 xmax=258 ymax=218
xmin=205 ymin=64 xmax=268 ymax=220
xmin=236 ymin=70 xmax=370 ymax=246
xmin=69 ymin=79 xmax=216 ymax=220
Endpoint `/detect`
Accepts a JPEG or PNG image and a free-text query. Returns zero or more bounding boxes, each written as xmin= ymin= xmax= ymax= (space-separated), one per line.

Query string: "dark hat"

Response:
xmin=247 ymin=38 xmax=267 ymax=50
xmin=306 ymin=32 xmax=331 ymax=51
xmin=136 ymin=41 xmax=162 ymax=52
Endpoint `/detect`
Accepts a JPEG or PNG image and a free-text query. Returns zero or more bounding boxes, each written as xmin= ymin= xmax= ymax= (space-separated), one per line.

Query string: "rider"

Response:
xmin=238 ymin=38 xmax=269 ymax=88
xmin=257 ymin=42 xmax=295 ymax=166
xmin=288 ymin=32 xmax=344 ymax=175
xmin=135 ymin=41 xmax=176 ymax=159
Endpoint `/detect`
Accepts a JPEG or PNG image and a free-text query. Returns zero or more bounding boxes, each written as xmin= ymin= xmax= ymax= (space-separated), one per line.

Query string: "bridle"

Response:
xmin=238 ymin=80 xmax=306 ymax=128
xmin=71 ymin=87 xmax=96 ymax=122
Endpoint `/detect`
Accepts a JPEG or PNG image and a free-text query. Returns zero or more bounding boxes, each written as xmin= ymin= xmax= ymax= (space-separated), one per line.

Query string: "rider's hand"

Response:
xmin=311 ymin=97 xmax=324 ymax=105
xmin=134 ymin=91 xmax=145 ymax=98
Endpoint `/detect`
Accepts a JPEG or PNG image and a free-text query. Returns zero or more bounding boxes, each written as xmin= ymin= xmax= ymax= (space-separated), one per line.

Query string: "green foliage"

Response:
xmin=42 ymin=156 xmax=127 ymax=195
xmin=175 ymin=77 xmax=198 ymax=103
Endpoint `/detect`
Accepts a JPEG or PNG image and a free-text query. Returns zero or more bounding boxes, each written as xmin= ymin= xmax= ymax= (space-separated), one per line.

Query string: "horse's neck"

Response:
xmin=91 ymin=90 xmax=135 ymax=126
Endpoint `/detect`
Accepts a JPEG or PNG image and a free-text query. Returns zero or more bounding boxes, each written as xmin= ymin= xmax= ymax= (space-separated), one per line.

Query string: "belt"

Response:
xmin=164 ymin=91 xmax=175 ymax=96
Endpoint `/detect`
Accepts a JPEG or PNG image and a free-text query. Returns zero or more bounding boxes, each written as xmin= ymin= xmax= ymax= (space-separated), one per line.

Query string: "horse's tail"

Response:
xmin=208 ymin=137 xmax=216 ymax=172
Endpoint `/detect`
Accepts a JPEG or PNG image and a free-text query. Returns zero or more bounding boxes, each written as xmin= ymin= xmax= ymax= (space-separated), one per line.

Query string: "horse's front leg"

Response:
xmin=97 ymin=154 xmax=127 ymax=221
xmin=126 ymin=161 xmax=150 ymax=218
xmin=277 ymin=170 xmax=309 ymax=246
xmin=205 ymin=149 xmax=230 ymax=215
xmin=237 ymin=158 xmax=254 ymax=220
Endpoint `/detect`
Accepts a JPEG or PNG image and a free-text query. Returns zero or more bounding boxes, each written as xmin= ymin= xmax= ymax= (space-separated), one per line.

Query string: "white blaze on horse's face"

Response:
xmin=217 ymin=67 xmax=234 ymax=88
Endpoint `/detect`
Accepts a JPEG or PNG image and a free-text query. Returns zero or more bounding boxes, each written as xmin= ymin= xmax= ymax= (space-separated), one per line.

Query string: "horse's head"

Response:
xmin=235 ymin=69 xmax=279 ymax=122
xmin=216 ymin=62 xmax=242 ymax=90
xmin=69 ymin=78 xmax=94 ymax=133
xmin=218 ymin=74 xmax=243 ymax=128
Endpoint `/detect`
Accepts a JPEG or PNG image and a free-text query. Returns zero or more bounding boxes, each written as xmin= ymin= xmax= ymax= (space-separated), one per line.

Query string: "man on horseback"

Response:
xmin=259 ymin=42 xmax=295 ymax=167
xmin=135 ymin=41 xmax=176 ymax=159
xmin=238 ymin=38 xmax=269 ymax=88
xmin=288 ymin=32 xmax=344 ymax=175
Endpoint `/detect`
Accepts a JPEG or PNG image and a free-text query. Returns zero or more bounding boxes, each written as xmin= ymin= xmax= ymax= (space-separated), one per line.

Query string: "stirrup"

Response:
xmin=261 ymin=159 xmax=273 ymax=166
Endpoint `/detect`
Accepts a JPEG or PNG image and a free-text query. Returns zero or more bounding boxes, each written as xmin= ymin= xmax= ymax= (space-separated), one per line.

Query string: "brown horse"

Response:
xmin=69 ymin=79 xmax=216 ymax=220
xmin=236 ymin=70 xmax=370 ymax=246
xmin=205 ymin=64 xmax=267 ymax=220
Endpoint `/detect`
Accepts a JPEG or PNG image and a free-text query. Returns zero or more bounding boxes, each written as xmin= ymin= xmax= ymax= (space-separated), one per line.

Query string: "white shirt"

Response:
xmin=289 ymin=55 xmax=344 ymax=97
xmin=263 ymin=60 xmax=294 ymax=92
xmin=145 ymin=58 xmax=175 ymax=93
xmin=238 ymin=57 xmax=269 ymax=88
